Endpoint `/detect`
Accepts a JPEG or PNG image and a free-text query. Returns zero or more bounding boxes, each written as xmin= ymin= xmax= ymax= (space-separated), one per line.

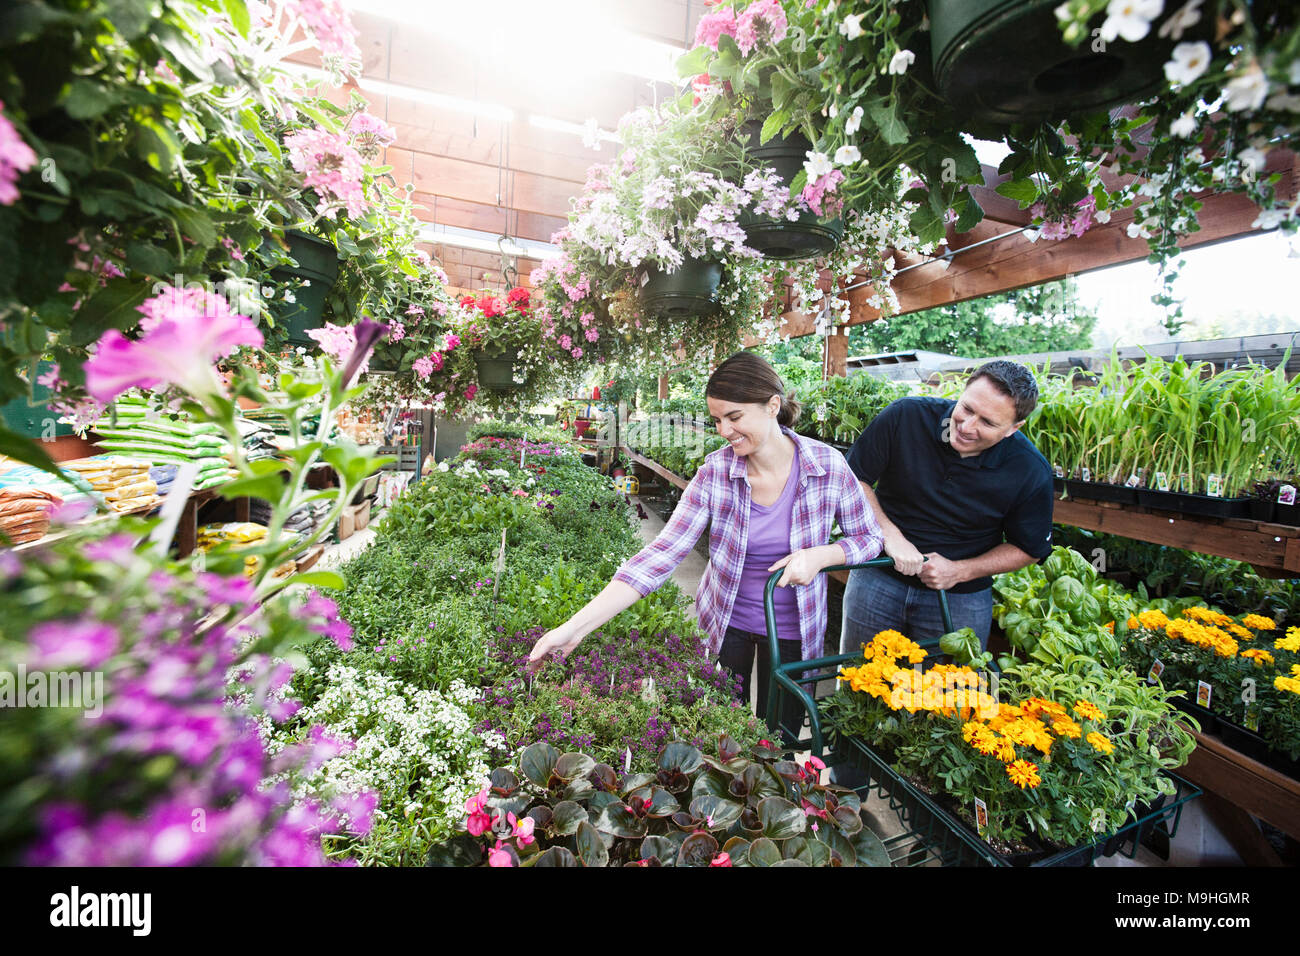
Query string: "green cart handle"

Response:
xmin=762 ymin=557 xmax=955 ymax=756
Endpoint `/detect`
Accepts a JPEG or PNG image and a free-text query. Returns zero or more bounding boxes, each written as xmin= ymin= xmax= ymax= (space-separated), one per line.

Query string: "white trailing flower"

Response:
xmin=803 ymin=150 xmax=834 ymax=179
xmin=1157 ymin=0 xmax=1203 ymax=40
xmin=1169 ymin=110 xmax=1197 ymax=137
xmin=834 ymin=144 xmax=862 ymax=166
xmin=888 ymin=49 xmax=916 ymax=74
xmin=1223 ymin=60 xmax=1268 ymax=112
xmin=839 ymin=13 xmax=865 ymax=39
xmin=1163 ymin=41 xmax=1211 ymax=86
xmin=1100 ymin=0 xmax=1163 ymax=44
xmin=845 ymin=106 xmax=864 ymax=136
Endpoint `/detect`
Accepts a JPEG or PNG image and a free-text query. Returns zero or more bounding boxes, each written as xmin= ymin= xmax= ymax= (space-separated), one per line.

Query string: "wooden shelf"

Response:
xmin=623 ymin=447 xmax=689 ymax=491
xmin=1052 ymin=495 xmax=1300 ymax=576
xmin=1181 ymin=729 xmax=1300 ymax=846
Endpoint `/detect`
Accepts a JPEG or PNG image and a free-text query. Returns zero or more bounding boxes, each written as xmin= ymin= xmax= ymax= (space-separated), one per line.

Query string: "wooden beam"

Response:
xmin=1051 ymin=497 xmax=1300 ymax=573
xmin=1181 ymin=731 xmax=1300 ymax=841
xmin=823 ymin=326 xmax=849 ymax=379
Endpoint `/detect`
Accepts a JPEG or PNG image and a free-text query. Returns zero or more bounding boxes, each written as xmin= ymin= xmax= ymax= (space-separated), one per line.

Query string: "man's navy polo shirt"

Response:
xmin=844 ymin=396 xmax=1054 ymax=594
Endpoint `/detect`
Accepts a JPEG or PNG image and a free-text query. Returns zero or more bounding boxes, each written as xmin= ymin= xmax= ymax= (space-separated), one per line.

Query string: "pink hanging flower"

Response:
xmin=84 ymin=287 xmax=262 ymax=404
xmin=388 ymin=320 xmax=405 ymax=343
xmin=347 ymin=112 xmax=396 ymax=155
xmin=584 ymin=328 xmax=599 ymax=342
xmin=694 ymin=7 xmax=738 ymax=49
xmin=412 ymin=356 xmax=434 ymax=380
xmin=570 ymin=347 xmax=583 ymax=359
xmin=0 ymin=100 xmax=37 ymax=206
xmin=465 ymin=383 xmax=478 ymax=402
xmin=287 ymin=0 xmax=360 ymax=62
xmin=444 ymin=333 xmax=460 ymax=351
xmin=284 ymin=126 xmax=368 ymax=218
xmin=429 ymin=351 xmax=444 ymax=371
xmin=558 ymin=334 xmax=572 ymax=350
xmin=405 ymin=304 xmax=425 ymax=316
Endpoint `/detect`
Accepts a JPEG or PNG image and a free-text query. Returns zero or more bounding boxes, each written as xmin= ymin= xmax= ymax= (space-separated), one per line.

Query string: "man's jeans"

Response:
xmin=839 ymin=565 xmax=993 ymax=656
xmin=830 ymin=566 xmax=993 ymax=792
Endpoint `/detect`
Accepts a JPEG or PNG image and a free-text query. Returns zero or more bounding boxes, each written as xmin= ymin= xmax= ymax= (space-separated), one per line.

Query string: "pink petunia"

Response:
xmin=0 ymin=100 xmax=38 ymax=206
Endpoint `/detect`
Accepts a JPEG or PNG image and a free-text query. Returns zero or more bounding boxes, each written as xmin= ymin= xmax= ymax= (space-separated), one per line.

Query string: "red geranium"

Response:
xmin=506 ymin=286 xmax=531 ymax=311
xmin=458 ymin=294 xmax=476 ymax=308
xmin=477 ymin=293 xmax=503 ymax=318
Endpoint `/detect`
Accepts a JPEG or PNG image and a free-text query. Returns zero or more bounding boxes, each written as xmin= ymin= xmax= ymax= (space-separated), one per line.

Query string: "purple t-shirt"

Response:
xmin=727 ymin=448 xmax=801 ymax=639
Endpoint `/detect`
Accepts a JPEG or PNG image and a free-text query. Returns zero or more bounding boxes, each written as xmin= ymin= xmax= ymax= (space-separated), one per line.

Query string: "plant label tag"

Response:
xmin=816 ymin=403 xmax=827 ymax=422
xmin=639 ymin=271 xmax=650 ymax=288
xmin=1206 ymin=474 xmax=1224 ymax=497
xmin=1125 ymin=797 xmax=1137 ymax=818
xmin=973 ymin=797 xmax=988 ymax=836
xmin=1081 ymin=467 xmax=1091 ymax=483
xmin=1053 ymin=464 xmax=1065 ymax=478
xmin=1176 ymin=474 xmax=1188 ymax=493
xmin=1154 ymin=471 xmax=1170 ymax=492
xmin=1197 ymin=680 xmax=1212 ymax=708
xmin=1147 ymin=659 xmax=1165 ymax=684
xmin=1244 ymin=704 xmax=1260 ymax=732
xmin=1125 ymin=472 xmax=1142 ymax=488
xmin=1279 ymin=484 xmax=1297 ymax=506
xmin=1090 ymin=808 xmax=1106 ymax=833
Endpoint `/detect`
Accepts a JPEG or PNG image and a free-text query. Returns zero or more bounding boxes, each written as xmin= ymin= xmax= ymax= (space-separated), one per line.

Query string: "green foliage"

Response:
xmin=428 ymin=738 xmax=891 ymax=867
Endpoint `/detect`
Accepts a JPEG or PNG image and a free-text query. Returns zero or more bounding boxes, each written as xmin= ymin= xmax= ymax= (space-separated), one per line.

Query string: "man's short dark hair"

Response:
xmin=968 ymin=361 xmax=1038 ymax=422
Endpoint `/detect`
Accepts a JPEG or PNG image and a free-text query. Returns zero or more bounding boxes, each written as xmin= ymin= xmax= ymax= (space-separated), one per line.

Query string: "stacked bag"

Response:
xmin=60 ymin=456 xmax=161 ymax=514
xmin=196 ymin=522 xmax=297 ymax=579
xmin=0 ymin=488 xmax=60 ymax=545
xmin=94 ymin=401 xmax=236 ymax=490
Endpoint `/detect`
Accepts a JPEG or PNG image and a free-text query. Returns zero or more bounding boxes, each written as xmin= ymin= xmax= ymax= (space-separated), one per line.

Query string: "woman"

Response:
xmin=527 ymin=352 xmax=884 ymax=724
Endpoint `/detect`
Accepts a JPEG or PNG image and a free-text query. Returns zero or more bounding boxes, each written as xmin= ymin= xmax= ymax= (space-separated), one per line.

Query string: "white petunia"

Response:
xmin=1223 ymin=61 xmax=1268 ymax=112
xmin=1099 ymin=0 xmax=1164 ymax=43
xmin=1157 ymin=0 xmax=1202 ymax=40
xmin=834 ymin=144 xmax=862 ymax=165
xmin=804 ymin=150 xmax=833 ymax=179
xmin=839 ymin=13 xmax=865 ymax=39
xmin=1169 ymin=110 xmax=1197 ymax=137
xmin=888 ymin=49 xmax=916 ymax=75
xmin=1252 ymin=207 xmax=1291 ymax=230
xmin=845 ymin=105 xmax=864 ymax=136
xmin=1163 ymin=41 xmax=1211 ymax=87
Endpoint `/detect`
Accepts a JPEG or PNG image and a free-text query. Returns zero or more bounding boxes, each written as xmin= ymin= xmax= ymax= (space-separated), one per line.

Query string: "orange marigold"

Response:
xmin=1006 ymin=759 xmax=1041 ymax=789
xmin=1073 ymin=699 xmax=1105 ymax=722
xmin=1241 ymin=648 xmax=1275 ymax=667
xmin=1086 ymin=731 xmax=1114 ymax=755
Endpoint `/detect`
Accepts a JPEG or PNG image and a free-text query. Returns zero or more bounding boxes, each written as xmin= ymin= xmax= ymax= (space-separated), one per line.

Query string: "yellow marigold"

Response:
xmin=1126 ymin=615 xmax=1140 ymax=630
xmin=1184 ymin=606 xmax=1231 ymax=626
xmin=1292 ymin=664 xmax=1300 ymax=678
xmin=1138 ymin=609 xmax=1170 ymax=630
xmin=1086 ymin=731 xmax=1114 ymax=755
xmin=1242 ymin=614 xmax=1277 ymax=631
xmin=961 ymin=721 xmax=985 ymax=743
xmin=1051 ymin=716 xmax=1083 ymax=739
xmin=1073 ymin=699 xmax=1105 ymax=722
xmin=1275 ymin=632 xmax=1300 ymax=653
xmin=1241 ymin=648 xmax=1275 ymax=667
xmin=995 ymin=739 xmax=1018 ymax=763
xmin=1273 ymin=676 xmax=1300 ymax=696
xmin=1229 ymin=623 xmax=1253 ymax=640
xmin=1006 ymin=759 xmax=1041 ymax=789
xmin=1001 ymin=720 xmax=1038 ymax=747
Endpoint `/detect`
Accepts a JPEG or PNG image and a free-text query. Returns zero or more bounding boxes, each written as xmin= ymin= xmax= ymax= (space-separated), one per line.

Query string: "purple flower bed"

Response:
xmin=476 ymin=625 xmax=755 ymax=768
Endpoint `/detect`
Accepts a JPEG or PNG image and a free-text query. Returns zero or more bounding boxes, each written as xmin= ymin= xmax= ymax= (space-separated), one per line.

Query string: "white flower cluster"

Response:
xmin=264 ymin=665 xmax=504 ymax=831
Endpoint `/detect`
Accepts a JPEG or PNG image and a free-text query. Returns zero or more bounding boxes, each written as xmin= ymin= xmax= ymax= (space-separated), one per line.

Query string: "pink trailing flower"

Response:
xmin=220 ymin=237 xmax=245 ymax=262
xmin=388 ymin=320 xmax=405 ymax=343
xmin=800 ymin=168 xmax=845 ymax=217
xmin=465 ymin=383 xmax=478 ymax=402
xmin=429 ymin=351 xmax=444 ymax=371
xmin=287 ymin=0 xmax=360 ymax=62
xmin=29 ymin=620 xmax=119 ymax=669
xmin=84 ymin=287 xmax=262 ymax=404
xmin=306 ymin=322 xmax=359 ymax=366
xmin=347 ymin=112 xmax=396 ymax=155
xmin=0 ymin=100 xmax=37 ymax=206
xmin=584 ymin=328 xmax=599 ymax=342
xmin=735 ymin=0 xmax=787 ymax=55
xmin=443 ymin=333 xmax=460 ymax=351
xmin=694 ymin=7 xmax=738 ymax=49
xmin=405 ymin=303 xmax=425 ymax=316
xmin=284 ymin=126 xmax=368 ymax=218
xmin=571 ymin=347 xmax=583 ymax=359
xmin=412 ymin=356 xmax=434 ymax=381
xmin=558 ymin=334 xmax=572 ymax=350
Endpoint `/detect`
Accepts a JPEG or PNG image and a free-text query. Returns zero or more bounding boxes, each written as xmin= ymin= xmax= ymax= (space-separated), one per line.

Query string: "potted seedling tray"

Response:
xmin=1135 ymin=488 xmax=1254 ymax=519
xmin=1063 ymin=479 xmax=1138 ymax=505
xmin=1213 ymin=720 xmax=1300 ymax=782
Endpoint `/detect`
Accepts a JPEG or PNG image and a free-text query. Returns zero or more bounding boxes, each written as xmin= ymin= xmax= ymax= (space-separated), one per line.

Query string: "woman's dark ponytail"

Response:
xmin=706 ymin=351 xmax=799 ymax=426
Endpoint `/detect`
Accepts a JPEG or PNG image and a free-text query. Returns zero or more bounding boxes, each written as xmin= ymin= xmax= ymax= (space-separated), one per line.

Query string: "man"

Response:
xmin=840 ymin=360 xmax=1053 ymax=652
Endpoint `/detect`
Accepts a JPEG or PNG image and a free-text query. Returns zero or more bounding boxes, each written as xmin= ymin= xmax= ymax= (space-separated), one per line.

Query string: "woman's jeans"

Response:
xmin=718 ymin=625 xmax=803 ymax=737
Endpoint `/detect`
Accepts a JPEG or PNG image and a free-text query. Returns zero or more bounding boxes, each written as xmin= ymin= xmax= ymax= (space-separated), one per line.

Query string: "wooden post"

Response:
xmin=823 ymin=327 xmax=849 ymax=380
xmin=658 ymin=373 xmax=669 ymax=400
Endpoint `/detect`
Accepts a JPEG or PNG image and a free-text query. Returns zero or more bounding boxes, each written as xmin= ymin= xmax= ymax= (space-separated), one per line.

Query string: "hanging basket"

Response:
xmin=640 ymin=257 xmax=724 ymax=319
xmin=740 ymin=121 xmax=843 ymax=260
xmin=269 ymin=230 xmax=340 ymax=347
xmin=927 ymin=0 xmax=1196 ymax=126
xmin=473 ymin=347 xmax=523 ymax=389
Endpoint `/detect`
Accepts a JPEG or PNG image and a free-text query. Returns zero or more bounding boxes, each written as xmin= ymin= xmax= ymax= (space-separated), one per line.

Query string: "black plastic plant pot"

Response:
xmin=1170 ymin=696 xmax=1219 ymax=736
xmin=1134 ymin=488 xmax=1254 ymax=519
xmin=927 ymin=0 xmax=1200 ymax=126
xmin=1277 ymin=501 xmax=1300 ymax=527
xmin=1216 ymin=721 xmax=1300 ymax=781
xmin=640 ymin=258 xmax=723 ymax=319
xmin=472 ymin=347 xmax=523 ymax=389
xmin=1249 ymin=497 xmax=1276 ymax=522
xmin=270 ymin=230 xmax=340 ymax=348
xmin=1062 ymin=479 xmax=1137 ymax=505
xmin=739 ymin=122 xmax=843 ymax=260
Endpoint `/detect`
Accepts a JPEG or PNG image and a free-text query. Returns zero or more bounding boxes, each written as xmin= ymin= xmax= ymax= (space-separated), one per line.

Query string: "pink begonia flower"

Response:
xmin=487 ymin=841 xmax=515 ymax=867
xmin=710 ymin=852 xmax=732 ymax=867
xmin=465 ymin=384 xmax=478 ymax=402
xmin=0 ymin=100 xmax=38 ymax=206
xmin=284 ymin=126 xmax=368 ymax=218
xmin=508 ymin=812 xmax=535 ymax=846
xmin=288 ymin=0 xmax=361 ymax=61
xmin=83 ymin=288 xmax=262 ymax=404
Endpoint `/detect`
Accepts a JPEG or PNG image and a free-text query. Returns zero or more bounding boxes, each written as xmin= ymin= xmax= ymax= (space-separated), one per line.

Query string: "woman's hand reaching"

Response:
xmin=526 ymin=624 xmax=583 ymax=675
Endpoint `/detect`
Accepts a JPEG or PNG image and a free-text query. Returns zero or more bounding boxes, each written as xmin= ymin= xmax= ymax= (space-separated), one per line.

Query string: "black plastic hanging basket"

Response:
xmin=270 ymin=230 xmax=340 ymax=348
xmin=927 ymin=0 xmax=1200 ymax=126
xmin=739 ymin=121 xmax=843 ymax=260
xmin=472 ymin=347 xmax=523 ymax=389
xmin=640 ymin=257 xmax=723 ymax=319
